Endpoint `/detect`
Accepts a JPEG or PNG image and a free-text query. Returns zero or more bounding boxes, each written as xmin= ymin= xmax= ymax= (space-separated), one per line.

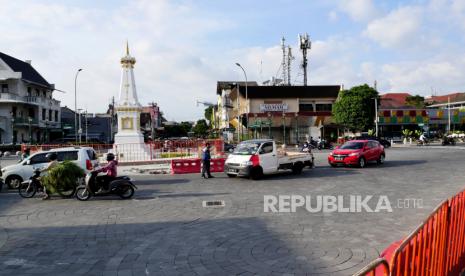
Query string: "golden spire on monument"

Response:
xmin=120 ymin=40 xmax=136 ymax=67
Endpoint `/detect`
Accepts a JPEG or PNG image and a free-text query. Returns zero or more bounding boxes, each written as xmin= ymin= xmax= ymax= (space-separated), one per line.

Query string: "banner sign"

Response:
xmin=259 ymin=103 xmax=288 ymax=112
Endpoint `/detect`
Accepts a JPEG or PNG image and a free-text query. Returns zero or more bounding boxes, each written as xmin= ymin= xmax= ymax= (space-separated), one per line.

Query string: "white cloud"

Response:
xmin=338 ymin=0 xmax=379 ymax=22
xmin=364 ymin=6 xmax=422 ymax=48
xmin=328 ymin=11 xmax=339 ymax=22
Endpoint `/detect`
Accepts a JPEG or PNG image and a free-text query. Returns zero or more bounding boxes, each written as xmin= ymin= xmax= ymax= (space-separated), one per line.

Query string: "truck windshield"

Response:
xmin=340 ymin=142 xmax=364 ymax=149
xmin=233 ymin=142 xmax=261 ymax=155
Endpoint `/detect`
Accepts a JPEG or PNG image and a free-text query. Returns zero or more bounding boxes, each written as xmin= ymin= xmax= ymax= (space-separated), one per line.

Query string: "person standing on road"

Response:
xmin=21 ymin=148 xmax=31 ymax=161
xmin=201 ymin=143 xmax=213 ymax=179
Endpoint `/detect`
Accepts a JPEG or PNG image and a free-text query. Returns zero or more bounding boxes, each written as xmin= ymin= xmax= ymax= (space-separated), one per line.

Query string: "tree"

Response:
xmin=192 ymin=119 xmax=209 ymax=137
xmin=405 ymin=95 xmax=425 ymax=108
xmin=204 ymin=106 xmax=214 ymax=124
xmin=163 ymin=121 xmax=192 ymax=138
xmin=332 ymin=84 xmax=379 ymax=133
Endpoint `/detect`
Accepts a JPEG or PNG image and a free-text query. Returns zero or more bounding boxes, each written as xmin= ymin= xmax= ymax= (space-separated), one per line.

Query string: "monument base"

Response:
xmin=114 ymin=133 xmax=151 ymax=161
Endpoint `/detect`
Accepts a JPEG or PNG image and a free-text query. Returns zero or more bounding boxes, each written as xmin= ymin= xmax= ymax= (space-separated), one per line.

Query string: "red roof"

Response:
xmin=426 ymin=93 xmax=465 ymax=104
xmin=380 ymin=93 xmax=412 ymax=108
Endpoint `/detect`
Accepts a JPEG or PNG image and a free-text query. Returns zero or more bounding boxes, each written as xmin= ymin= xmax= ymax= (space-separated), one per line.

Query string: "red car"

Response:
xmin=328 ymin=140 xmax=385 ymax=168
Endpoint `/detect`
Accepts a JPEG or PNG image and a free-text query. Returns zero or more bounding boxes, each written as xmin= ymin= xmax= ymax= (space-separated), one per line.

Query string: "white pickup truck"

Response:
xmin=224 ymin=139 xmax=314 ymax=180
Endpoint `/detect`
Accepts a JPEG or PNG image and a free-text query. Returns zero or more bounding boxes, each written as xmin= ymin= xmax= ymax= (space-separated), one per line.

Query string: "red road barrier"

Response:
xmin=209 ymin=158 xmax=225 ymax=173
xmin=356 ymin=188 xmax=465 ymax=275
xmin=170 ymin=158 xmax=201 ymax=174
xmin=353 ymin=258 xmax=390 ymax=276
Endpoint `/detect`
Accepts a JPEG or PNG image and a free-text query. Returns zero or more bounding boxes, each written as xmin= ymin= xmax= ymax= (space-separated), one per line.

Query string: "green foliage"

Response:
xmin=204 ymin=106 xmax=214 ymax=125
xmin=192 ymin=119 xmax=209 ymax=137
xmin=405 ymin=95 xmax=425 ymax=108
xmin=332 ymin=84 xmax=379 ymax=132
xmin=41 ymin=161 xmax=85 ymax=194
xmin=402 ymin=129 xmax=413 ymax=138
xmin=414 ymin=130 xmax=423 ymax=138
xmin=367 ymin=129 xmax=375 ymax=136
xmin=163 ymin=121 xmax=192 ymax=138
xmin=160 ymin=152 xmax=192 ymax=158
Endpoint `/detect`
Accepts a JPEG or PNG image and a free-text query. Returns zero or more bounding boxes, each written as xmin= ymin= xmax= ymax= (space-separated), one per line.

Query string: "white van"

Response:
xmin=1 ymin=147 xmax=99 ymax=189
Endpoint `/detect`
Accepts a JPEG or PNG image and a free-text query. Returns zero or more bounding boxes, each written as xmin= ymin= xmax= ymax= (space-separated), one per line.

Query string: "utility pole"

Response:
xmin=448 ymin=97 xmax=451 ymax=133
xmin=281 ymin=37 xmax=286 ymax=85
xmin=299 ymin=33 xmax=311 ymax=86
xmin=374 ymin=80 xmax=378 ymax=137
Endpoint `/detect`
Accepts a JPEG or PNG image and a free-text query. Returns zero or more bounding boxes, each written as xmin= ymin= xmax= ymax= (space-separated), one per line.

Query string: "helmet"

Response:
xmin=46 ymin=152 xmax=58 ymax=161
xmin=106 ymin=153 xmax=115 ymax=161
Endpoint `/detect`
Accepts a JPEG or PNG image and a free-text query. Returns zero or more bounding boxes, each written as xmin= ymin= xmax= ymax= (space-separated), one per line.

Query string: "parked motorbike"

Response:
xmin=75 ymin=171 xmax=136 ymax=201
xmin=317 ymin=139 xmax=334 ymax=150
xmin=442 ymin=137 xmax=456 ymax=146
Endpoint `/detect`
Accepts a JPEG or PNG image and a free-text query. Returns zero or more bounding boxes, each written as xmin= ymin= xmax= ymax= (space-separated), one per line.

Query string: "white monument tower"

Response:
xmin=114 ymin=41 xmax=150 ymax=160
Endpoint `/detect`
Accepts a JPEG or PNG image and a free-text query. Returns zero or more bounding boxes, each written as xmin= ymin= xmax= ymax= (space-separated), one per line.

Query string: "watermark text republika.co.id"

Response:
xmin=264 ymin=195 xmax=423 ymax=213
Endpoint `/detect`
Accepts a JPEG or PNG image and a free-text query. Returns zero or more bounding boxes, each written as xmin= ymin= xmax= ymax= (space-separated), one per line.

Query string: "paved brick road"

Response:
xmin=0 ymin=148 xmax=464 ymax=275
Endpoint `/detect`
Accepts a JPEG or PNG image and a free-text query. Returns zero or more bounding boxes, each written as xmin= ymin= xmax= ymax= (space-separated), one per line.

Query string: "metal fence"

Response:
xmin=355 ymin=188 xmax=465 ymax=275
xmin=21 ymin=139 xmax=225 ymax=162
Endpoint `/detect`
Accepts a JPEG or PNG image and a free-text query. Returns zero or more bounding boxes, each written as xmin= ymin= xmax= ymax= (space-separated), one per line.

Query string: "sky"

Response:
xmin=1 ymin=0 xmax=465 ymax=121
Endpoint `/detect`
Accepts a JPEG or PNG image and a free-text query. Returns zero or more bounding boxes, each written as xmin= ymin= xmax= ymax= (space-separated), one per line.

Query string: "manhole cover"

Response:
xmin=202 ymin=200 xmax=225 ymax=207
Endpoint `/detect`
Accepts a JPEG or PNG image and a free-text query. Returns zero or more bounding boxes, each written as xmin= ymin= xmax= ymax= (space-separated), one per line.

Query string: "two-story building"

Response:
xmin=216 ymin=82 xmax=341 ymax=144
xmin=0 ymin=52 xmax=61 ymax=144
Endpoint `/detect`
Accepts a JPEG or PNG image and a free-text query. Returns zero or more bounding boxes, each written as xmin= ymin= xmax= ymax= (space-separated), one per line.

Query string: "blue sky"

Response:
xmin=1 ymin=0 xmax=465 ymax=120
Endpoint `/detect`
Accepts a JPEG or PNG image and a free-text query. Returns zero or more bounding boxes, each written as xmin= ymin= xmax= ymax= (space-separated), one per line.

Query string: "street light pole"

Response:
xmin=77 ymin=109 xmax=82 ymax=143
xmin=74 ymin=68 xmax=83 ymax=144
xmin=235 ymin=63 xmax=248 ymax=139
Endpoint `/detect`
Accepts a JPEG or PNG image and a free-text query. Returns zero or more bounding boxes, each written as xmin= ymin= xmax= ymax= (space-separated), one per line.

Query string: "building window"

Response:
xmin=27 ymin=87 xmax=32 ymax=96
xmin=55 ymin=110 xmax=59 ymax=122
xmin=315 ymin=104 xmax=333 ymax=112
xmin=49 ymin=110 xmax=52 ymax=121
xmin=42 ymin=109 xmax=46 ymax=121
xmin=42 ymin=90 xmax=46 ymax=97
xmin=299 ymin=103 xmax=314 ymax=112
xmin=1 ymin=84 xmax=8 ymax=93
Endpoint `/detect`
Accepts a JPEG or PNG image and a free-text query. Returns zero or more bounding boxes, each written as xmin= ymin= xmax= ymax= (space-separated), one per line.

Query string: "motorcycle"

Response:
xmin=18 ymin=169 xmax=76 ymax=198
xmin=317 ymin=139 xmax=334 ymax=150
xmin=442 ymin=137 xmax=456 ymax=146
xmin=75 ymin=171 xmax=136 ymax=201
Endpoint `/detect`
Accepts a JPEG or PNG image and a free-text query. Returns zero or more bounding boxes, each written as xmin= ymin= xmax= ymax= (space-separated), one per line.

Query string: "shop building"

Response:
xmin=216 ymin=82 xmax=341 ymax=144
xmin=378 ymin=93 xmax=465 ymax=139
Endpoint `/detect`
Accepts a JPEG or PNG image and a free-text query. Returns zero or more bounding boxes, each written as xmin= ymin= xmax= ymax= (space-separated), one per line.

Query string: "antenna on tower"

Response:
xmin=298 ymin=33 xmax=311 ymax=86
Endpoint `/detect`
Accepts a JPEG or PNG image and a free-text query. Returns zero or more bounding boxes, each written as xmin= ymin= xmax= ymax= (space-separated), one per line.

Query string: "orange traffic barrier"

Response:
xmin=170 ymin=158 xmax=201 ymax=174
xmin=209 ymin=158 xmax=225 ymax=173
xmin=353 ymin=258 xmax=390 ymax=276
xmin=355 ymin=188 xmax=465 ymax=276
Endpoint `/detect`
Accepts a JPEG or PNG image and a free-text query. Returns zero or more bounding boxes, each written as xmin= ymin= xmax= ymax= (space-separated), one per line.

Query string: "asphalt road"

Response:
xmin=0 ymin=147 xmax=464 ymax=275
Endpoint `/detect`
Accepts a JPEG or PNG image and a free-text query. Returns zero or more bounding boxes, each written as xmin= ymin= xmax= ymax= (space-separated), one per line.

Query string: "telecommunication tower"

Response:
xmin=298 ymin=33 xmax=311 ymax=86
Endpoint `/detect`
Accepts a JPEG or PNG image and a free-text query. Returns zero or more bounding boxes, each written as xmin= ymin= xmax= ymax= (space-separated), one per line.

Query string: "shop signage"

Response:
xmin=259 ymin=103 xmax=288 ymax=112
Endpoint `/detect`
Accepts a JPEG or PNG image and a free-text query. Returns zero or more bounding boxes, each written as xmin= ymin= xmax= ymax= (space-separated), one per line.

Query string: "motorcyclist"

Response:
xmin=419 ymin=133 xmax=427 ymax=145
xmin=302 ymin=141 xmax=311 ymax=152
xmin=94 ymin=153 xmax=118 ymax=193
xmin=39 ymin=152 xmax=59 ymax=200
